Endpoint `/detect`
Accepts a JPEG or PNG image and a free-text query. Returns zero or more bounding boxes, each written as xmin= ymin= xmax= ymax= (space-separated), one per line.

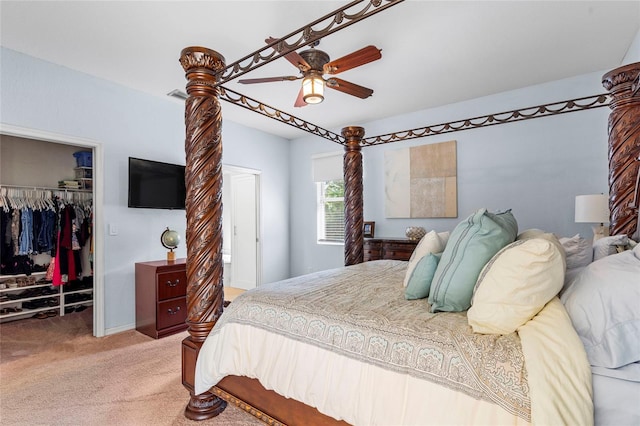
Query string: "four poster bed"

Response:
xmin=177 ymin=2 xmax=640 ymax=425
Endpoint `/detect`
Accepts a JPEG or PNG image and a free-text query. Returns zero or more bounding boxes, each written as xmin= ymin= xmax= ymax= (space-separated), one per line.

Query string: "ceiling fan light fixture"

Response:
xmin=302 ymin=72 xmax=324 ymax=104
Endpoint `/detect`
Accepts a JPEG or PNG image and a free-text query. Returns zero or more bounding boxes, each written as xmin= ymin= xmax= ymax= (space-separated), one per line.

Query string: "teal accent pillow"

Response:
xmin=405 ymin=253 xmax=441 ymax=300
xmin=428 ymin=208 xmax=518 ymax=312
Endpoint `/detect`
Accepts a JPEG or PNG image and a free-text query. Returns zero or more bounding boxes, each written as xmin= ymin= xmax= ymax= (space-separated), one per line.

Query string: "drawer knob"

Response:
xmin=166 ymin=279 xmax=180 ymax=287
xmin=167 ymin=306 xmax=181 ymax=315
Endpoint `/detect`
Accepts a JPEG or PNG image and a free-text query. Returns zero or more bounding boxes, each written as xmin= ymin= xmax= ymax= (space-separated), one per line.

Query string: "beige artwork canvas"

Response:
xmin=385 ymin=140 xmax=457 ymax=218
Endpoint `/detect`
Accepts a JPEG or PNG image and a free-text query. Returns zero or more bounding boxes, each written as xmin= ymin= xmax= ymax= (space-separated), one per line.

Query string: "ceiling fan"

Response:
xmin=238 ymin=38 xmax=382 ymax=107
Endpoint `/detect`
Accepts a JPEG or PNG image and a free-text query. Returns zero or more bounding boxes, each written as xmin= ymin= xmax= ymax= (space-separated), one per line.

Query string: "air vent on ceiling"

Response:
xmin=167 ymin=89 xmax=188 ymax=100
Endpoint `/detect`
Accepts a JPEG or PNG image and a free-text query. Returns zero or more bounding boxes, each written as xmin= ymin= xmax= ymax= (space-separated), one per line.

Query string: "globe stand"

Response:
xmin=161 ymin=227 xmax=180 ymax=264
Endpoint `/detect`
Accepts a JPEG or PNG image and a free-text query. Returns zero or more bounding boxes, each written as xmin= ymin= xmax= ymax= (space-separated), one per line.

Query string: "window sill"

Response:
xmin=317 ymin=240 xmax=344 ymax=246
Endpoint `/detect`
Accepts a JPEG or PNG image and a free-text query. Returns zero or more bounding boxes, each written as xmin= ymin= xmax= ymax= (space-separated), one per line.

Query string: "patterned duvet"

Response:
xmin=195 ymin=260 xmax=592 ymax=425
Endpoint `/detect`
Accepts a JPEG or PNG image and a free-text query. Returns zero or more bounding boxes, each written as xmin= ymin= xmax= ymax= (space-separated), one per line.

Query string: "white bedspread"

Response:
xmin=195 ymin=260 xmax=592 ymax=425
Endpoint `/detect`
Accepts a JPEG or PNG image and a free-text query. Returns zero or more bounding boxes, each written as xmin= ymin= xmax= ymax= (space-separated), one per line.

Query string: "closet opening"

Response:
xmin=0 ymin=124 xmax=104 ymax=337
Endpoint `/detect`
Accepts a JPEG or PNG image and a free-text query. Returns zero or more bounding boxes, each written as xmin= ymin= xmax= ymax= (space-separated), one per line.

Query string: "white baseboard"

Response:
xmin=104 ymin=322 xmax=135 ymax=336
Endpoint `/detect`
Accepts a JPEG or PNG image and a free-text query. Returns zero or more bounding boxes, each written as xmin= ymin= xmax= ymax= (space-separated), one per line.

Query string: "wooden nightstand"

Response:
xmin=135 ymin=258 xmax=188 ymax=339
xmin=363 ymin=238 xmax=419 ymax=262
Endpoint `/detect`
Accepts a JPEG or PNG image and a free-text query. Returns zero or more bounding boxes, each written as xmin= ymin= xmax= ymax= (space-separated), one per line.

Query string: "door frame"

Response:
xmin=222 ymin=164 xmax=262 ymax=287
xmin=0 ymin=123 xmax=105 ymax=337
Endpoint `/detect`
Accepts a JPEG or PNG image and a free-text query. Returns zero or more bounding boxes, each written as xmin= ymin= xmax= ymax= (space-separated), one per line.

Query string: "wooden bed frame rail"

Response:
xmin=178 ymin=38 xmax=639 ymax=424
xmin=215 ymin=377 xmax=349 ymax=426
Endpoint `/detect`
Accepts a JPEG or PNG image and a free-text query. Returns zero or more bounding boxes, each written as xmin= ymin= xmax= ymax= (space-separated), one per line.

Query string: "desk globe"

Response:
xmin=161 ymin=227 xmax=180 ymax=262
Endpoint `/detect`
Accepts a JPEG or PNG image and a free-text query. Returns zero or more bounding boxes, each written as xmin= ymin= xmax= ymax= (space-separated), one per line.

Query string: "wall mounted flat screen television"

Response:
xmin=128 ymin=157 xmax=186 ymax=210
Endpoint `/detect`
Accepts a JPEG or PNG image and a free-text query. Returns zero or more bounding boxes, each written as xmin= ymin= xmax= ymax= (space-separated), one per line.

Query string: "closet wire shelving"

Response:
xmin=0 ymin=185 xmax=94 ymax=322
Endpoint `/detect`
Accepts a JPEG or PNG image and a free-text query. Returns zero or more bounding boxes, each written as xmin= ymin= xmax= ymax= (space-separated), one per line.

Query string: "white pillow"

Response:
xmin=437 ymin=231 xmax=450 ymax=247
xmin=468 ymin=238 xmax=565 ymax=335
xmin=593 ymin=235 xmax=628 ymax=261
xmin=559 ymin=234 xmax=592 ymax=269
xmin=561 ymin=250 xmax=640 ymax=368
xmin=403 ymin=230 xmax=445 ymax=287
xmin=518 ymin=228 xmax=566 ymax=270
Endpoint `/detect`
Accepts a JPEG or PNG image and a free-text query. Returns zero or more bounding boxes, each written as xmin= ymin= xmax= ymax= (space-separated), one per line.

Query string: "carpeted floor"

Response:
xmin=0 ymin=308 xmax=263 ymax=425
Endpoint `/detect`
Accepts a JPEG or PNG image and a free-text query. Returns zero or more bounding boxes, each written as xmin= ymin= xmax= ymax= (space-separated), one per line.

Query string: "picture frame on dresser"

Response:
xmin=363 ymin=221 xmax=375 ymax=238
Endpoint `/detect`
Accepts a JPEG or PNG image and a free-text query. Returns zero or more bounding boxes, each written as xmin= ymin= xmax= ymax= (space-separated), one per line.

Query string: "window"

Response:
xmin=312 ymin=151 xmax=344 ymax=244
xmin=317 ymin=180 xmax=345 ymax=243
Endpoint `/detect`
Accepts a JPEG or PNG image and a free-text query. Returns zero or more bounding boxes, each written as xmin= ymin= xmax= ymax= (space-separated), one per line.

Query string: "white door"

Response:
xmin=230 ymin=173 xmax=258 ymax=289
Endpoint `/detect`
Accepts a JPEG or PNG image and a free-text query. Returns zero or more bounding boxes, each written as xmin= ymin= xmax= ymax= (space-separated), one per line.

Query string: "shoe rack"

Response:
xmin=0 ymin=272 xmax=93 ymax=323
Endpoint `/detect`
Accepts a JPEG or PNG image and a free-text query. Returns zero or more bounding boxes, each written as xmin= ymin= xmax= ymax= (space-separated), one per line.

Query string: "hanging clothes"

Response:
xmin=0 ymin=187 xmax=93 ymax=281
xmin=52 ymin=230 xmax=64 ymax=286
xmin=11 ymin=209 xmax=20 ymax=256
xmin=18 ymin=208 xmax=33 ymax=255
xmin=38 ymin=210 xmax=56 ymax=252
xmin=1 ymin=209 xmax=14 ymax=273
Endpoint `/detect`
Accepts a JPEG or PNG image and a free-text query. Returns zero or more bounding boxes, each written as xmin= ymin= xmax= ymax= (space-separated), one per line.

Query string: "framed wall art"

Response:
xmin=384 ymin=140 xmax=457 ymax=218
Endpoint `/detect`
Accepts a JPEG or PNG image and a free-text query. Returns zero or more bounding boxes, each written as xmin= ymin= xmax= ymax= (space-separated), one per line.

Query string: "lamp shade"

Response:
xmin=575 ymin=194 xmax=609 ymax=223
xmin=302 ymin=72 xmax=324 ymax=104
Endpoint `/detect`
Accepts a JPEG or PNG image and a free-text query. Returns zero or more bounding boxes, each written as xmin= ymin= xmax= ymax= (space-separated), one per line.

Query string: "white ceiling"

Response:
xmin=1 ymin=1 xmax=639 ymax=140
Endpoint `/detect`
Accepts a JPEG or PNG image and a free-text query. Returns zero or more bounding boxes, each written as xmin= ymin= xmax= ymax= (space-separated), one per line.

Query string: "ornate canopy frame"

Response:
xmin=177 ymin=1 xmax=640 ymax=423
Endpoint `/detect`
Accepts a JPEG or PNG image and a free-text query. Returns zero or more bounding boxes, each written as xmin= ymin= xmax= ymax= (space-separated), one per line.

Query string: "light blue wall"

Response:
xmin=1 ymin=47 xmax=291 ymax=333
xmin=289 ymin=69 xmax=618 ymax=277
xmin=289 ymin=138 xmax=346 ymax=274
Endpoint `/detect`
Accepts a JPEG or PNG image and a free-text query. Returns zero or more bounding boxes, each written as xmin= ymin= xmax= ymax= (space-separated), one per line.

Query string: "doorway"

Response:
xmin=0 ymin=124 xmax=104 ymax=337
xmin=222 ymin=165 xmax=261 ymax=291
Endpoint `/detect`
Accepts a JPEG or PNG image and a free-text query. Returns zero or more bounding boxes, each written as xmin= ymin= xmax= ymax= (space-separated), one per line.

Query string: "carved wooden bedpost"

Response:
xmin=179 ymin=46 xmax=228 ymax=420
xmin=602 ymin=62 xmax=640 ymax=238
xmin=342 ymin=126 xmax=365 ymax=266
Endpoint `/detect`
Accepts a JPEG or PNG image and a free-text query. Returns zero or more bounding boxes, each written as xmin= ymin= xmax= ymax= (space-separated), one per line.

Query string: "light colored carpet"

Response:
xmin=223 ymin=287 xmax=246 ymax=303
xmin=0 ymin=308 xmax=263 ymax=425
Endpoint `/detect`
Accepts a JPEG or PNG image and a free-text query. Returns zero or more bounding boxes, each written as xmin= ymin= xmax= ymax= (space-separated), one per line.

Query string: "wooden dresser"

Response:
xmin=135 ymin=258 xmax=188 ymax=339
xmin=363 ymin=238 xmax=419 ymax=262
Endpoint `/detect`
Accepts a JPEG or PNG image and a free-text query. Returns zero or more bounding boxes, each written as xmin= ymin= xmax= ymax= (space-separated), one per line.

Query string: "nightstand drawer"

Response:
xmin=364 ymin=248 xmax=382 ymax=258
xmin=157 ymin=271 xmax=187 ymax=300
xmin=363 ymin=238 xmax=418 ymax=261
xmin=157 ymin=298 xmax=187 ymax=329
xmin=383 ymin=243 xmax=415 ymax=261
xmin=136 ymin=258 xmax=188 ymax=339
xmin=382 ymin=249 xmax=413 ymax=261
xmin=363 ymin=240 xmax=382 ymax=262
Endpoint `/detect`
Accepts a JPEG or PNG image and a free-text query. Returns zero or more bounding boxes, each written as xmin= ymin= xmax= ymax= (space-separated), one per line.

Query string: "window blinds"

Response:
xmin=312 ymin=152 xmax=343 ymax=182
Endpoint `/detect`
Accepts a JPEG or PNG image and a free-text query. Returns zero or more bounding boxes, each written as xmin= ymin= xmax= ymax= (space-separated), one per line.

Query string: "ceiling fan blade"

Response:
xmin=326 ymin=78 xmax=374 ymax=99
xmin=266 ymin=37 xmax=311 ymax=72
xmin=238 ymin=76 xmax=300 ymax=84
xmin=294 ymin=87 xmax=307 ymax=108
xmin=323 ymin=45 xmax=382 ymax=75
